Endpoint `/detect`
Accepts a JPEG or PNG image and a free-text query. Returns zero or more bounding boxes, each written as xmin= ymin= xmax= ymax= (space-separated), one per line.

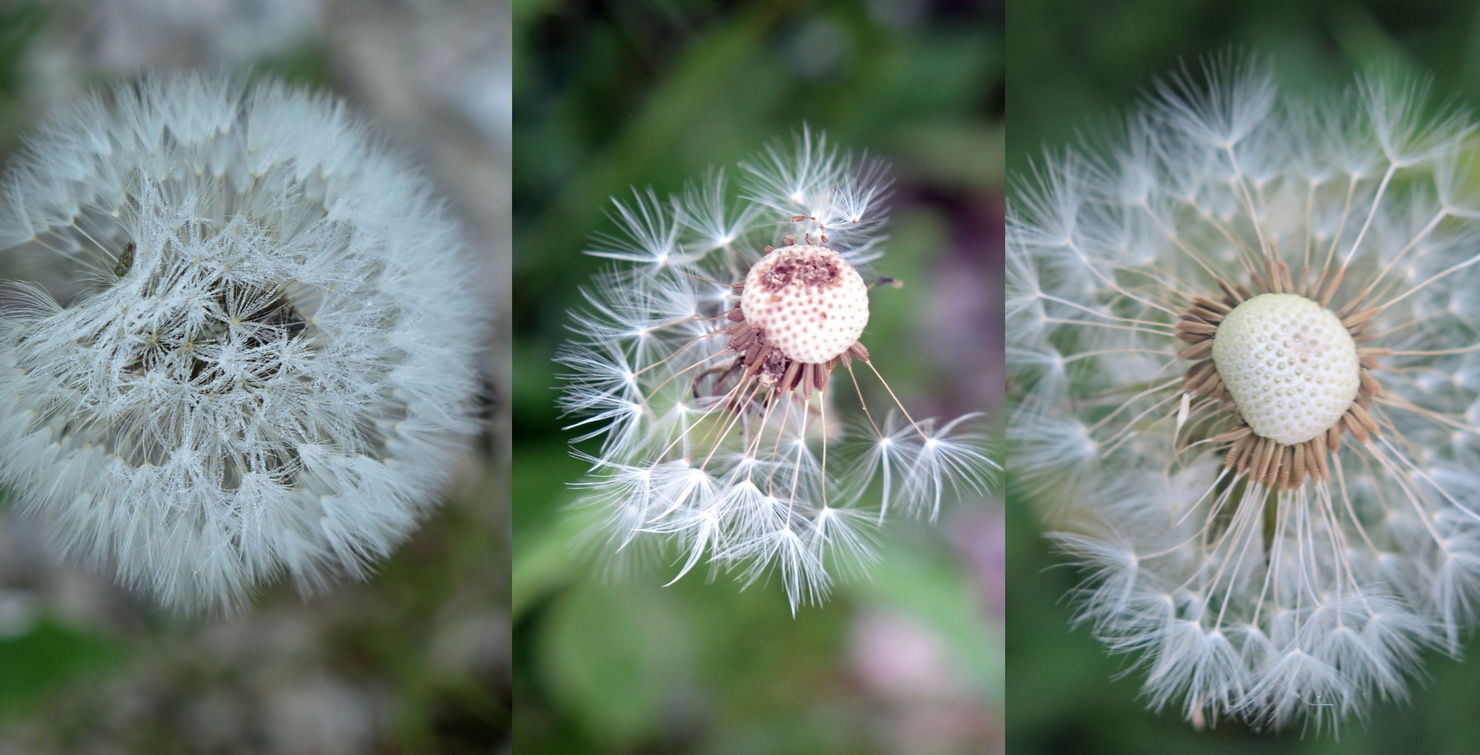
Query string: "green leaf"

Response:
xmin=0 ymin=616 xmax=119 ymax=718
xmin=512 ymin=507 xmax=588 ymax=621
xmin=539 ymin=580 xmax=692 ymax=743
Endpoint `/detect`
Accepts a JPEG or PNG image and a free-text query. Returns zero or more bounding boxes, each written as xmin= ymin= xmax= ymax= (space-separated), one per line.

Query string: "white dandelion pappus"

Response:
xmin=1008 ymin=55 xmax=1480 ymax=731
xmin=559 ymin=129 xmax=996 ymax=612
xmin=0 ymin=73 xmax=487 ymax=612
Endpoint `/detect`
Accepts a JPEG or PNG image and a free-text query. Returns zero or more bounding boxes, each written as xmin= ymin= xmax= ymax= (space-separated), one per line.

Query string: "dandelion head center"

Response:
xmin=1212 ymin=293 xmax=1361 ymax=446
xmin=739 ymin=244 xmax=868 ymax=364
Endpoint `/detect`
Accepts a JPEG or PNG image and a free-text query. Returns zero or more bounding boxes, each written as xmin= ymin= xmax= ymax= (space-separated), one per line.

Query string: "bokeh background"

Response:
xmin=0 ymin=2 xmax=510 ymax=752
xmin=1007 ymin=1 xmax=1480 ymax=753
xmin=513 ymin=1 xmax=1003 ymax=753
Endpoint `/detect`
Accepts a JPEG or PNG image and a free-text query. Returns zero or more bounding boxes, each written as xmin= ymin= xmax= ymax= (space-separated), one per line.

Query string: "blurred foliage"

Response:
xmin=0 ymin=2 xmax=44 ymax=148
xmin=0 ymin=4 xmax=43 ymax=94
xmin=1008 ymin=0 xmax=1480 ymax=177
xmin=514 ymin=0 xmax=1002 ymax=752
xmin=0 ymin=619 xmax=120 ymax=719
xmin=1007 ymin=1 xmax=1480 ymax=753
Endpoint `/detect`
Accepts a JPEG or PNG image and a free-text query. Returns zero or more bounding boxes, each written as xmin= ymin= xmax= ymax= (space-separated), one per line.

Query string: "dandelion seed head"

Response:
xmin=0 ymin=73 xmax=486 ymax=612
xmin=1011 ymin=54 xmax=1480 ymax=731
xmin=560 ymin=129 xmax=996 ymax=610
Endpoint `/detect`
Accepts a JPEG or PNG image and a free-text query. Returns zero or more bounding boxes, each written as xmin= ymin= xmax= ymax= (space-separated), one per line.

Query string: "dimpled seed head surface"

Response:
xmin=740 ymin=244 xmax=869 ymax=364
xmin=1211 ymin=293 xmax=1361 ymax=446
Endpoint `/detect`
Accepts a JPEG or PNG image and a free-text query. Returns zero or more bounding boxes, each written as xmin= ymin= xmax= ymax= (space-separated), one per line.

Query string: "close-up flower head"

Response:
xmin=559 ymin=129 xmax=997 ymax=611
xmin=0 ymin=72 xmax=488 ymax=613
xmin=1008 ymin=54 xmax=1480 ymax=731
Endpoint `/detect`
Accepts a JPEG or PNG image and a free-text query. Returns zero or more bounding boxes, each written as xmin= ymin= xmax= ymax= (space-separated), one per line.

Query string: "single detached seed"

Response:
xmin=1212 ymin=293 xmax=1361 ymax=446
xmin=739 ymin=244 xmax=869 ymax=364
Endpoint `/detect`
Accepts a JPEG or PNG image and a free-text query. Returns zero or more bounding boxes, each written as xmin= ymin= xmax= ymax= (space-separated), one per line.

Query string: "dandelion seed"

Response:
xmin=560 ymin=129 xmax=997 ymax=612
xmin=0 ymin=73 xmax=487 ymax=613
xmin=1009 ymin=54 xmax=1480 ymax=731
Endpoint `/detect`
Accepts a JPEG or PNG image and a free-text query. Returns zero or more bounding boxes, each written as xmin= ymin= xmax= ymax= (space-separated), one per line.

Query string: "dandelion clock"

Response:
xmin=1009 ymin=54 xmax=1480 ymax=730
xmin=0 ymin=73 xmax=487 ymax=612
xmin=558 ymin=129 xmax=997 ymax=612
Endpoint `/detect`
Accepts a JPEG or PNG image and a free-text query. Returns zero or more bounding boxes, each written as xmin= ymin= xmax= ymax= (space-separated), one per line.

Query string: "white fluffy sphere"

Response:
xmin=0 ymin=73 xmax=487 ymax=612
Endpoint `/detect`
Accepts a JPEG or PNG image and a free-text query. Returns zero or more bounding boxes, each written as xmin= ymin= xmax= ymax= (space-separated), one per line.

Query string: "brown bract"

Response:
xmin=702 ymin=241 xmax=872 ymax=405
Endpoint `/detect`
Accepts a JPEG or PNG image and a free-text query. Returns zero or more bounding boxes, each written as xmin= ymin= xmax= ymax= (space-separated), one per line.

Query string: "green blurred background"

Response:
xmin=513 ymin=1 xmax=1003 ymax=753
xmin=1007 ymin=1 xmax=1480 ymax=753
